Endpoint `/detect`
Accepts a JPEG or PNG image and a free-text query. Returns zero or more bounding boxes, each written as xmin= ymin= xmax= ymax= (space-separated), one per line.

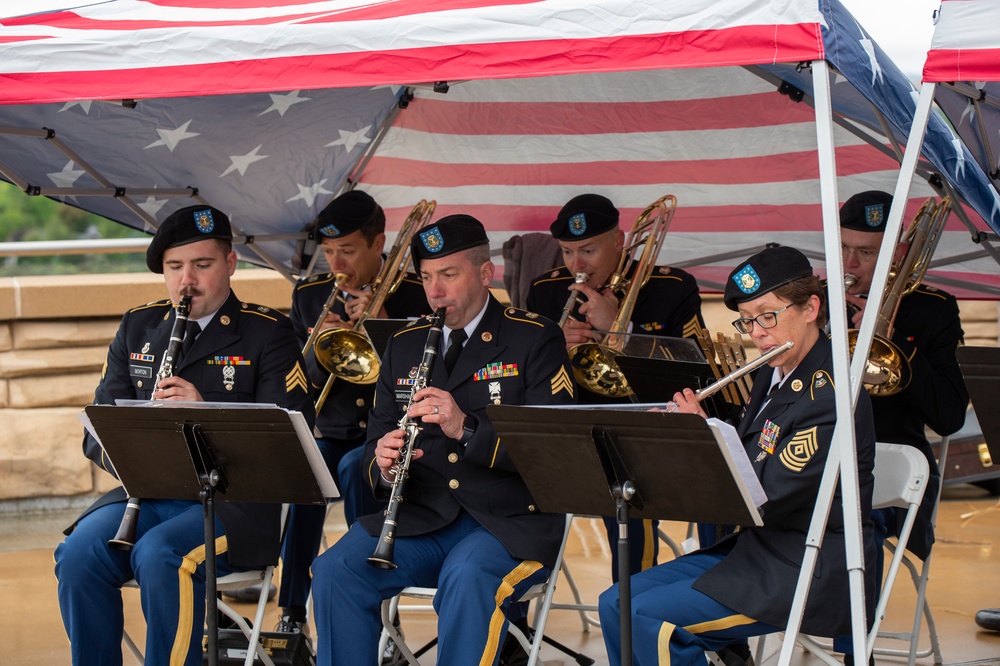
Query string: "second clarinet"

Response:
xmin=108 ymin=294 xmax=193 ymax=551
xmin=368 ymin=308 xmax=446 ymax=569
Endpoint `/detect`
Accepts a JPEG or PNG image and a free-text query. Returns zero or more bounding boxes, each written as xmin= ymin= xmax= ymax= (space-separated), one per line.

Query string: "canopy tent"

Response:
xmin=921 ymin=0 xmax=1000 ymax=208
xmin=0 ymin=2 xmax=997 ymax=660
xmin=0 ymin=0 xmax=999 ymax=297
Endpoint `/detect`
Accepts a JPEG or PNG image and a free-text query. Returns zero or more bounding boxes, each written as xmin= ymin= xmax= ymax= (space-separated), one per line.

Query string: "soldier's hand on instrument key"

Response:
xmin=318 ymin=312 xmax=348 ymax=332
xmin=411 ymin=387 xmax=465 ymax=440
xmin=341 ymin=284 xmax=387 ymax=323
xmin=561 ymin=317 xmax=598 ymax=348
xmin=846 ymin=294 xmax=867 ymax=327
xmin=575 ymin=282 xmax=619 ymax=333
xmin=666 ymin=388 xmax=707 ymax=419
xmin=376 ymin=429 xmax=423 ymax=480
xmin=152 ymin=375 xmax=204 ymax=402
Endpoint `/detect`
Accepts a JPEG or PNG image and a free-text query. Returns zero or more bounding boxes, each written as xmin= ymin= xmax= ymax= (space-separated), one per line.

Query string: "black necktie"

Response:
xmin=444 ymin=328 xmax=467 ymax=374
xmin=179 ymin=320 xmax=201 ymax=364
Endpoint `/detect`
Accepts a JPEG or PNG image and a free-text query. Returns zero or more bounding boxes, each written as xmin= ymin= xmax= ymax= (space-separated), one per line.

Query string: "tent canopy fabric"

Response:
xmin=921 ymin=0 xmax=1000 ymax=229
xmin=0 ymin=0 xmax=998 ymax=296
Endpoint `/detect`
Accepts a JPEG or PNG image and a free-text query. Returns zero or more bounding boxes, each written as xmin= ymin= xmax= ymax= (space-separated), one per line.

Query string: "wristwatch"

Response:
xmin=459 ymin=414 xmax=476 ymax=446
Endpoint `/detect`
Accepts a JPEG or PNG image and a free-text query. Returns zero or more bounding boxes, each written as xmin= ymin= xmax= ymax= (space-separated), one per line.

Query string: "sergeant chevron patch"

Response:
xmin=286 ymin=361 xmax=308 ymax=394
xmin=682 ymin=316 xmax=703 ymax=339
xmin=551 ymin=366 xmax=574 ymax=397
xmin=779 ymin=426 xmax=819 ymax=472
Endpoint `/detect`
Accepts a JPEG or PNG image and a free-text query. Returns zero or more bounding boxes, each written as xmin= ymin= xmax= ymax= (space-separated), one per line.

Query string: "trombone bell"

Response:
xmin=313 ymin=328 xmax=381 ymax=385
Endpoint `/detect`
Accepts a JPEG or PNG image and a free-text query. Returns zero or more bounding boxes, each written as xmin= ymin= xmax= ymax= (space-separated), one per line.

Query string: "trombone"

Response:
xmin=312 ymin=200 xmax=436 ymax=412
xmin=847 ymin=196 xmax=951 ymax=396
xmin=302 ymin=272 xmax=349 ymax=358
xmin=568 ymin=194 xmax=676 ymax=398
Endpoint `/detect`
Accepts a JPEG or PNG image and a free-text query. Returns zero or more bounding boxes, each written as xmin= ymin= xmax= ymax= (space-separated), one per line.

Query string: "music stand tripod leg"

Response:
xmin=190 ymin=423 xmax=227 ymax=666
xmin=593 ymin=426 xmax=644 ymax=666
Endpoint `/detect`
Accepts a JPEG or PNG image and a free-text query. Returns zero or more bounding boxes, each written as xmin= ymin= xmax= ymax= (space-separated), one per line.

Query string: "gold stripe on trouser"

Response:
xmin=641 ymin=519 xmax=655 ymax=571
xmin=478 ymin=560 xmax=544 ymax=666
xmin=170 ymin=535 xmax=229 ymax=666
xmin=656 ymin=614 xmax=755 ymax=665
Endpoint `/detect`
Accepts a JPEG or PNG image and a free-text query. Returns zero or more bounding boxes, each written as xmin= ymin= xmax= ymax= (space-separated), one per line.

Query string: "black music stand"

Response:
xmin=957 ymin=346 xmax=1000 ymax=461
xmin=362 ymin=318 xmax=411 ymax=358
xmin=84 ymin=402 xmax=337 ymax=666
xmin=488 ymin=405 xmax=763 ymax=666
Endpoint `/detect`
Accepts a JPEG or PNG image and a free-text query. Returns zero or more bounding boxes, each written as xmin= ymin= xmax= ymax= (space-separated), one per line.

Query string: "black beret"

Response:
xmin=316 ymin=190 xmax=381 ymax=239
xmin=146 ymin=205 xmax=232 ymax=273
xmin=410 ymin=214 xmax=489 ymax=271
xmin=840 ymin=190 xmax=893 ymax=233
xmin=724 ymin=246 xmax=814 ymax=311
xmin=549 ymin=193 xmax=619 ymax=241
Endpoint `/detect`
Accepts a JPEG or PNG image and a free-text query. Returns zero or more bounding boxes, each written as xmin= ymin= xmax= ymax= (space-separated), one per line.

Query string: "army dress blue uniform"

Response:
xmin=527 ymin=260 xmax=706 ymax=578
xmin=311 ymin=294 xmax=576 ymax=665
xmin=279 ymin=269 xmax=428 ymax=611
xmin=54 ymin=290 xmax=314 ymax=666
xmin=599 ymin=334 xmax=878 ymax=666
xmin=869 ymin=284 xmax=967 ymax=559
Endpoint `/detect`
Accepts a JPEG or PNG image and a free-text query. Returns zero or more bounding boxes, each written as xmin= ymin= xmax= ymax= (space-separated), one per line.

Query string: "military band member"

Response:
xmin=274 ymin=190 xmax=428 ymax=634
xmin=835 ymin=190 xmax=969 ymax=664
xmin=600 ymin=246 xmax=877 ymax=666
xmin=54 ymin=206 xmax=314 ymax=666
xmin=526 ymin=193 xmax=706 ymax=579
xmin=311 ymin=214 xmax=576 ymax=665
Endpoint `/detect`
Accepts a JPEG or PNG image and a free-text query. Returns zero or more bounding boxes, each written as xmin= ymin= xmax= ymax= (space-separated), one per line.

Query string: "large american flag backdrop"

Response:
xmin=1 ymin=0 xmax=998 ymax=296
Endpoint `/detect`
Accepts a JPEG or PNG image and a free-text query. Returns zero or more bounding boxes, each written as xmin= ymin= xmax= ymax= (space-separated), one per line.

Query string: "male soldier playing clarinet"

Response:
xmin=311 ymin=214 xmax=576 ymax=665
xmin=54 ymin=206 xmax=314 ymax=666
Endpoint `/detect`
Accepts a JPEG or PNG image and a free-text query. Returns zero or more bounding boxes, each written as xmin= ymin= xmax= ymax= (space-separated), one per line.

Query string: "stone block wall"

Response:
xmin=0 ymin=270 xmax=294 ymax=503
xmin=0 ymin=273 xmax=996 ymax=505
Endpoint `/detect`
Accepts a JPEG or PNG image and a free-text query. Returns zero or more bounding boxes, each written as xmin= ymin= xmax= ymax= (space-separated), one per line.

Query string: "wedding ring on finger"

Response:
xmin=433 ymin=405 xmax=439 ymax=415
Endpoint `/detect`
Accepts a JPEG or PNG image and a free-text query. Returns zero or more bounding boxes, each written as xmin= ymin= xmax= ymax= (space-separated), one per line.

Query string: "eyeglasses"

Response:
xmin=841 ymin=244 xmax=879 ymax=262
xmin=731 ymin=304 xmax=792 ymax=334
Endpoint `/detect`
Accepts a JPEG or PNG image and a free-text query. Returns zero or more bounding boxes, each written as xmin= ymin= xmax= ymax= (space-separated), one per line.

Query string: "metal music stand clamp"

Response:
xmin=489 ymin=405 xmax=763 ymax=666
xmin=85 ymin=403 xmax=338 ymax=666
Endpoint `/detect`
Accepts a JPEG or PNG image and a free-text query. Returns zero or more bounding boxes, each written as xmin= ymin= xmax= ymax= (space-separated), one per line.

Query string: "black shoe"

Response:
xmin=843 ymin=654 xmax=875 ymax=666
xmin=275 ymin=614 xmax=308 ymax=635
xmin=716 ymin=643 xmax=753 ymax=666
xmin=975 ymin=608 xmax=1000 ymax=632
xmin=499 ymin=617 xmax=530 ymax=666
xmin=220 ymin=583 xmax=277 ymax=604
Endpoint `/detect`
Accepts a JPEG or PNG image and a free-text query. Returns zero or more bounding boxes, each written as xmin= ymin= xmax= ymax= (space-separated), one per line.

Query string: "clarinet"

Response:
xmin=368 ymin=308 xmax=446 ymax=569
xmin=108 ymin=295 xmax=193 ymax=551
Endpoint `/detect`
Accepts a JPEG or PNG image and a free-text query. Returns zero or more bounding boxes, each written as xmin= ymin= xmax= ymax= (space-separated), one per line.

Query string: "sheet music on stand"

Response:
xmin=80 ymin=400 xmax=338 ymax=501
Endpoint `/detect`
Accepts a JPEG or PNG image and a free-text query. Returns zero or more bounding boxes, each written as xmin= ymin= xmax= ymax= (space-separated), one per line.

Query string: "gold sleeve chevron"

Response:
xmin=551 ymin=366 xmax=574 ymax=397
xmin=286 ymin=361 xmax=308 ymax=394
xmin=779 ymin=426 xmax=819 ymax=473
xmin=682 ymin=315 xmax=703 ymax=339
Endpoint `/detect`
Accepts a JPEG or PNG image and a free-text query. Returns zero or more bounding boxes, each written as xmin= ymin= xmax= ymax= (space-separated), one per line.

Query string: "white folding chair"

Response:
xmin=378 ymin=513 xmax=574 ymax=665
xmin=754 ymin=442 xmax=934 ymax=666
xmin=123 ymin=504 xmax=289 ymax=666
xmin=546 ymin=515 xmax=693 ymax=634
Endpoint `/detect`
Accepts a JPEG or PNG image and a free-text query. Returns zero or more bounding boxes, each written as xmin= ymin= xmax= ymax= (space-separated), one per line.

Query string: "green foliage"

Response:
xmin=0 ymin=180 xmax=151 ymax=276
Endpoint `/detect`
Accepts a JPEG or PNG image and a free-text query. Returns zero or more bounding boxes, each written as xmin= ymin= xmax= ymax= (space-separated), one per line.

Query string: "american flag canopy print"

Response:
xmin=0 ymin=0 xmax=998 ymax=295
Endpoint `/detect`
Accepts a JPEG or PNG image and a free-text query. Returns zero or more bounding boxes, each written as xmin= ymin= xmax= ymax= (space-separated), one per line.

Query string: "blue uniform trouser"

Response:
xmin=54 ymin=499 xmax=237 ymax=666
xmin=311 ymin=511 xmax=550 ymax=666
xmin=604 ymin=517 xmax=660 ymax=582
xmin=833 ymin=507 xmax=890 ymax=654
xmin=599 ymin=550 xmax=781 ymax=666
xmin=277 ymin=434 xmax=371 ymax=610
xmin=337 ymin=444 xmax=382 ymax=524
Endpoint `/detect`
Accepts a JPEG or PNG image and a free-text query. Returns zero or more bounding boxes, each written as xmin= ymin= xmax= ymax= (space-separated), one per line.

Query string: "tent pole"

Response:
xmin=777 ymin=58 xmax=867 ymax=666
